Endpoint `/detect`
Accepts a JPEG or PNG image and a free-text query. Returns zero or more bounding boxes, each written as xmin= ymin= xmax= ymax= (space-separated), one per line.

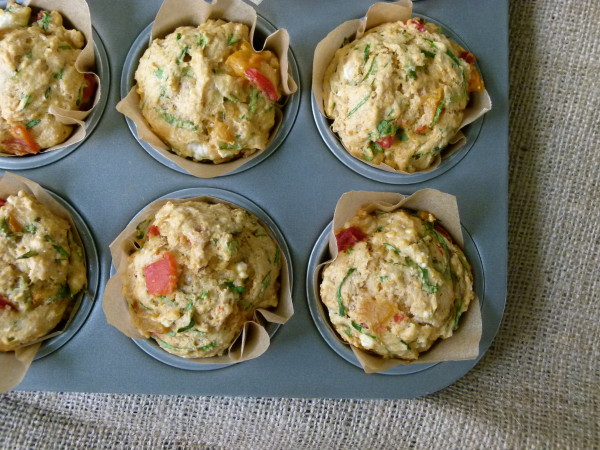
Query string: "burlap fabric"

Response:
xmin=1 ymin=1 xmax=598 ymax=448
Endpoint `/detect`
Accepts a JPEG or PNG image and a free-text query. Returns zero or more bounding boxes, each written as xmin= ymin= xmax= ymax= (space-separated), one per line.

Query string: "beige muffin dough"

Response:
xmin=0 ymin=191 xmax=87 ymax=351
xmin=135 ymin=19 xmax=282 ymax=164
xmin=0 ymin=1 xmax=95 ymax=155
xmin=322 ymin=18 xmax=485 ymax=173
xmin=122 ymin=200 xmax=281 ymax=358
xmin=320 ymin=208 xmax=474 ymax=360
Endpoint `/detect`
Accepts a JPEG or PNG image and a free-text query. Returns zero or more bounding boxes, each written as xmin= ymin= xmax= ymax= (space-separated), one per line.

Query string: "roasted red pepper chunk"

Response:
xmin=1 ymin=125 xmax=41 ymax=155
xmin=0 ymin=198 xmax=5 ymax=207
xmin=411 ymin=19 xmax=427 ymax=33
xmin=459 ymin=51 xmax=477 ymax=64
xmin=147 ymin=225 xmax=160 ymax=237
xmin=393 ymin=314 xmax=404 ymax=323
xmin=144 ymin=251 xmax=178 ymax=296
xmin=415 ymin=125 xmax=429 ymax=134
xmin=335 ymin=226 xmax=367 ymax=252
xmin=80 ymin=73 xmax=97 ymax=108
xmin=0 ymin=295 xmax=15 ymax=311
xmin=244 ymin=67 xmax=279 ymax=101
xmin=377 ymin=136 xmax=394 ymax=149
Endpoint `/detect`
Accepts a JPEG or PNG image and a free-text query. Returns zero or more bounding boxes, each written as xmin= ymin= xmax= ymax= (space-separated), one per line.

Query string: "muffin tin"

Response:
xmin=8 ymin=0 xmax=508 ymax=399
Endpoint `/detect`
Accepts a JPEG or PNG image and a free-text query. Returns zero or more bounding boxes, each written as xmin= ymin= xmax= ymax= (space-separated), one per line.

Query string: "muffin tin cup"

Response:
xmin=106 ymin=187 xmax=294 ymax=371
xmin=307 ymin=220 xmax=485 ymax=375
xmin=0 ymin=27 xmax=110 ymax=170
xmin=312 ymin=8 xmax=490 ymax=184
xmin=119 ymin=15 xmax=301 ymax=178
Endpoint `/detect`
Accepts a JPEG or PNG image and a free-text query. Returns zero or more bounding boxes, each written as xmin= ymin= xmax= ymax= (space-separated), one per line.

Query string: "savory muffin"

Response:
xmin=122 ymin=200 xmax=282 ymax=358
xmin=135 ymin=19 xmax=282 ymax=164
xmin=0 ymin=1 xmax=96 ymax=155
xmin=0 ymin=191 xmax=87 ymax=351
xmin=322 ymin=18 xmax=485 ymax=172
xmin=320 ymin=207 xmax=474 ymax=360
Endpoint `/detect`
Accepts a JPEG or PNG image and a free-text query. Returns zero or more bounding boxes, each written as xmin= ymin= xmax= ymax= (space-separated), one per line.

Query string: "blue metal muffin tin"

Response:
xmin=5 ymin=0 xmax=508 ymax=399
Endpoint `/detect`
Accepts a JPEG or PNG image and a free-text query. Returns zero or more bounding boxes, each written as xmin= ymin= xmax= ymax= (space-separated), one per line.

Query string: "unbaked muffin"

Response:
xmin=0 ymin=191 xmax=87 ymax=351
xmin=122 ymin=200 xmax=281 ymax=358
xmin=135 ymin=19 xmax=282 ymax=164
xmin=322 ymin=18 xmax=484 ymax=172
xmin=0 ymin=1 xmax=96 ymax=155
xmin=320 ymin=207 xmax=474 ymax=359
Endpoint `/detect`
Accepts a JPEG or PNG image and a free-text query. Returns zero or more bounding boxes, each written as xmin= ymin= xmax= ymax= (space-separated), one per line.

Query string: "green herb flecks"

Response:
xmin=156 ymin=108 xmax=197 ymax=130
xmin=224 ymin=280 xmax=245 ymax=294
xmin=226 ymin=240 xmax=239 ymax=253
xmin=360 ymin=57 xmax=377 ymax=82
xmin=59 ymin=45 xmax=72 ymax=50
xmin=218 ymin=142 xmax=243 ymax=151
xmin=249 ymin=88 xmax=259 ymax=113
xmin=454 ymin=298 xmax=463 ymax=330
xmin=177 ymin=319 xmax=195 ymax=333
xmin=19 ymin=94 xmax=31 ymax=110
xmin=430 ymin=102 xmax=445 ymax=127
xmin=24 ymin=224 xmax=37 ymax=234
xmin=364 ymin=141 xmax=384 ymax=161
xmin=259 ymin=273 xmax=271 ymax=297
xmin=38 ymin=11 xmax=51 ymax=30
xmin=273 ymin=248 xmax=281 ymax=265
xmin=446 ymin=49 xmax=461 ymax=67
xmin=0 ymin=219 xmax=14 ymax=238
xmin=17 ymin=250 xmax=39 ymax=259
xmin=44 ymin=235 xmax=70 ymax=259
xmin=154 ymin=68 xmax=164 ymax=79
xmin=154 ymin=337 xmax=185 ymax=351
xmin=25 ymin=119 xmax=40 ymax=129
xmin=341 ymin=36 xmax=351 ymax=48
xmin=405 ymin=66 xmax=418 ymax=80
xmin=383 ymin=243 xmax=439 ymax=294
xmin=421 ymin=50 xmax=436 ymax=59
xmin=200 ymin=341 xmax=217 ymax=352
xmin=351 ymin=321 xmax=376 ymax=340
xmin=363 ymin=44 xmax=371 ymax=64
xmin=401 ymin=340 xmax=412 ymax=351
xmin=176 ymin=33 xmax=182 ymax=40
xmin=226 ymin=34 xmax=241 ymax=46
xmin=396 ymin=128 xmax=409 ymax=141
xmin=336 ymin=268 xmax=356 ymax=317
xmin=135 ymin=219 xmax=151 ymax=239
xmin=379 ymin=276 xmax=388 ymax=282
xmin=198 ymin=291 xmax=209 ymax=301
xmin=54 ymin=69 xmax=63 ymax=80
xmin=425 ymin=39 xmax=437 ymax=49
xmin=76 ymin=85 xmax=83 ymax=106
xmin=197 ymin=33 xmax=207 ymax=48
xmin=376 ymin=119 xmax=398 ymax=138
xmin=48 ymin=284 xmax=70 ymax=302
xmin=347 ymin=95 xmax=371 ymax=117
xmin=177 ymin=46 xmax=189 ymax=64
xmin=44 ymin=87 xmax=51 ymax=98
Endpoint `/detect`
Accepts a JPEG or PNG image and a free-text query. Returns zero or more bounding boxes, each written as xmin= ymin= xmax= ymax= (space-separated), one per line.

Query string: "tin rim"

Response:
xmin=120 ymin=16 xmax=301 ymax=177
xmin=306 ymin=220 xmax=485 ymax=375
xmin=311 ymin=14 xmax=485 ymax=185
xmin=0 ymin=27 xmax=111 ymax=170
xmin=110 ymin=187 xmax=294 ymax=371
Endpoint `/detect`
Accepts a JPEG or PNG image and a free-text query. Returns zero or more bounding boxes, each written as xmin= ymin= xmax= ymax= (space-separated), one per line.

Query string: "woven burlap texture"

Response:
xmin=1 ymin=0 xmax=599 ymax=448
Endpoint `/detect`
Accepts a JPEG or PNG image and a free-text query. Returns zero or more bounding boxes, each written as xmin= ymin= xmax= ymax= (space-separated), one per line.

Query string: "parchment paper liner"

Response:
xmin=316 ymin=189 xmax=483 ymax=373
xmin=0 ymin=172 xmax=88 ymax=391
xmin=103 ymin=195 xmax=294 ymax=365
xmin=0 ymin=0 xmax=101 ymax=157
xmin=312 ymin=0 xmax=492 ymax=175
xmin=116 ymin=0 xmax=298 ymax=178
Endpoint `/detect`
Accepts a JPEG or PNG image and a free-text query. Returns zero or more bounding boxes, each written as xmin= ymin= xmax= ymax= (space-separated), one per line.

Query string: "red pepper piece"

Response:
xmin=80 ymin=73 xmax=97 ymax=109
xmin=0 ymin=295 xmax=15 ymax=311
xmin=411 ymin=19 xmax=427 ymax=32
xmin=147 ymin=225 xmax=160 ymax=237
xmin=144 ymin=252 xmax=178 ymax=296
xmin=0 ymin=198 xmax=5 ymax=207
xmin=415 ymin=125 xmax=429 ymax=134
xmin=335 ymin=226 xmax=367 ymax=252
xmin=459 ymin=51 xmax=477 ymax=64
xmin=244 ymin=67 xmax=279 ymax=101
xmin=393 ymin=314 xmax=404 ymax=323
xmin=376 ymin=136 xmax=394 ymax=149
xmin=2 ymin=125 xmax=41 ymax=155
